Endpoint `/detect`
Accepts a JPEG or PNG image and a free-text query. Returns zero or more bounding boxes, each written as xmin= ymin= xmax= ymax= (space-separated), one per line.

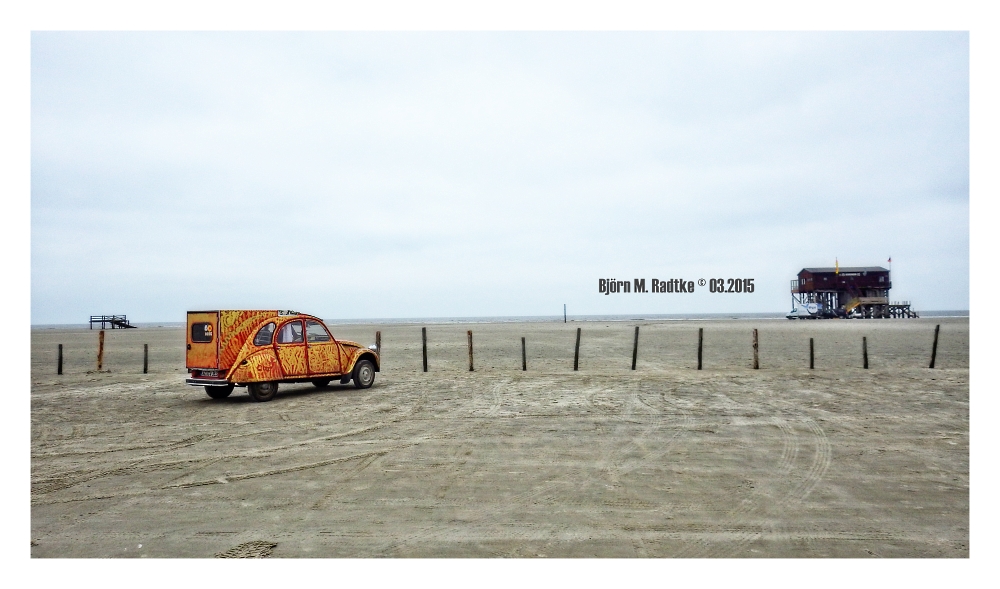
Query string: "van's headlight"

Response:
xmin=368 ymin=344 xmax=378 ymax=351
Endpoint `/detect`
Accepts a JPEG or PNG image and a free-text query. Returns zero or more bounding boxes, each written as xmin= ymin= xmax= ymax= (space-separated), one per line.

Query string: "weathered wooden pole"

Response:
xmin=97 ymin=330 xmax=105 ymax=371
xmin=143 ymin=344 xmax=148 ymax=374
xmin=752 ymin=328 xmax=759 ymax=369
xmin=809 ymin=338 xmax=814 ymax=369
xmin=57 ymin=344 xmax=63 ymax=375
xmin=573 ymin=327 xmax=581 ymax=371
xmin=467 ymin=330 xmax=474 ymax=372
xmin=631 ymin=325 xmax=640 ymax=370
xmin=376 ymin=331 xmax=381 ymax=356
xmin=697 ymin=327 xmax=703 ymax=370
xmin=564 ymin=304 xmax=567 ymax=323
xmin=929 ymin=324 xmax=940 ymax=369
xmin=421 ymin=327 xmax=428 ymax=372
xmin=862 ymin=336 xmax=869 ymax=369
xmin=521 ymin=337 xmax=526 ymax=371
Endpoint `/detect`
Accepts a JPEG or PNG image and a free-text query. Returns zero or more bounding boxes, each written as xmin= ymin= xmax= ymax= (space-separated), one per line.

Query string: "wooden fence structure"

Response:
xmin=50 ymin=325 xmax=947 ymax=375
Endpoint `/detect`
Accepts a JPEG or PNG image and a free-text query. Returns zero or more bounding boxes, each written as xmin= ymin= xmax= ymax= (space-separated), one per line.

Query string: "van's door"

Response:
xmin=187 ymin=311 xmax=220 ymax=369
xmin=305 ymin=319 xmax=342 ymax=376
xmin=274 ymin=319 xmax=309 ymax=378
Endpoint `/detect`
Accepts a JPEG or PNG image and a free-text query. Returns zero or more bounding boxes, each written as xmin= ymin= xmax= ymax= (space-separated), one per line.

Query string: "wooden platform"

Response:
xmin=89 ymin=315 xmax=136 ymax=329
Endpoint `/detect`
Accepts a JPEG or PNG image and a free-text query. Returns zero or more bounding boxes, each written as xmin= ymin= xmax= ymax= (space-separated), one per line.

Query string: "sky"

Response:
xmin=30 ymin=31 xmax=969 ymax=324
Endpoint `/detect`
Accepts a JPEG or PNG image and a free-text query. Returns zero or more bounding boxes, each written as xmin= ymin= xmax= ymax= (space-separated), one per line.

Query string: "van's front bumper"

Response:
xmin=186 ymin=378 xmax=233 ymax=387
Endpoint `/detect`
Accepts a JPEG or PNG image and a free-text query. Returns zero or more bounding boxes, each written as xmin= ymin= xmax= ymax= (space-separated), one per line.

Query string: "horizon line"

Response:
xmin=30 ymin=309 xmax=971 ymax=328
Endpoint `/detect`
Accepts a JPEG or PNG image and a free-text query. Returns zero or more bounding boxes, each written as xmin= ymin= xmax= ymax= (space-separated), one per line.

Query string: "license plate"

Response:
xmin=200 ymin=369 xmax=219 ymax=377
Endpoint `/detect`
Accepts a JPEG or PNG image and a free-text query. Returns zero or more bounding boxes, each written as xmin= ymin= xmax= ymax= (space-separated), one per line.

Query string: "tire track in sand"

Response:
xmin=369 ymin=374 xmax=603 ymax=556
xmin=586 ymin=381 xmax=693 ymax=557
xmin=379 ymin=377 xmax=694 ymax=557
xmin=670 ymin=410 xmax=832 ymax=557
xmin=31 ymin=385 xmax=430 ymax=499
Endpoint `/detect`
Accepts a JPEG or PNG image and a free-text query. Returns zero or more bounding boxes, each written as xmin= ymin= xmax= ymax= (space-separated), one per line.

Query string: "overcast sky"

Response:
xmin=30 ymin=32 xmax=968 ymax=324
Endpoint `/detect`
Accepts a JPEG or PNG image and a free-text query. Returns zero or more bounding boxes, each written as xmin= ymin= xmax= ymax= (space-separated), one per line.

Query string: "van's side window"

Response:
xmin=254 ymin=322 xmax=276 ymax=346
xmin=277 ymin=321 xmax=304 ymax=344
xmin=306 ymin=320 xmax=332 ymax=342
xmin=191 ymin=322 xmax=214 ymax=343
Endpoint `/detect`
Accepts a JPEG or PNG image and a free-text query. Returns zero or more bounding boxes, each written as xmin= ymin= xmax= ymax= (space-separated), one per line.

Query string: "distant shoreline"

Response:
xmin=30 ymin=310 xmax=970 ymax=329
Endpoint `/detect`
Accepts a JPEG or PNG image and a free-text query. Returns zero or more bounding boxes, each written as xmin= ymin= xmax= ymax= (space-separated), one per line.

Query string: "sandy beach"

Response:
xmin=30 ymin=317 xmax=968 ymax=557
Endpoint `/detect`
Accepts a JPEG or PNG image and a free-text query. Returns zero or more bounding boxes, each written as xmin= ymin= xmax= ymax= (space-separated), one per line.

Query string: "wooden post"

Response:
xmin=697 ymin=327 xmax=703 ymax=370
xmin=467 ymin=330 xmax=474 ymax=372
xmin=375 ymin=330 xmax=381 ymax=356
xmin=863 ymin=336 xmax=869 ymax=369
xmin=57 ymin=344 xmax=63 ymax=375
xmin=521 ymin=337 xmax=526 ymax=371
xmin=809 ymin=338 xmax=814 ymax=369
xmin=752 ymin=328 xmax=759 ymax=369
xmin=422 ymin=327 xmax=428 ymax=372
xmin=929 ymin=324 xmax=940 ymax=369
xmin=143 ymin=344 xmax=148 ymax=374
xmin=573 ymin=327 xmax=581 ymax=371
xmin=97 ymin=330 xmax=105 ymax=371
xmin=631 ymin=325 xmax=639 ymax=370
xmin=564 ymin=304 xmax=567 ymax=323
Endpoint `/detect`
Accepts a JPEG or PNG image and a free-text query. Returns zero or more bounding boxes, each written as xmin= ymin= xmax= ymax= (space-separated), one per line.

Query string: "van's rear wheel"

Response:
xmin=205 ymin=384 xmax=234 ymax=399
xmin=353 ymin=359 xmax=375 ymax=389
xmin=248 ymin=381 xmax=278 ymax=402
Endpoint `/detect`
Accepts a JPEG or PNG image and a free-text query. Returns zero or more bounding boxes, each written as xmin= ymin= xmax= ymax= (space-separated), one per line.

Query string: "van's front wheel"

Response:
xmin=248 ymin=381 xmax=278 ymax=402
xmin=353 ymin=360 xmax=375 ymax=389
xmin=205 ymin=384 xmax=234 ymax=399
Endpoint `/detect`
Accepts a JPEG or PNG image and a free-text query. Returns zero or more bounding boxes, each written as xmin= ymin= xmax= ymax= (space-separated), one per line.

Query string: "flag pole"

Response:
xmin=888 ymin=256 xmax=892 ymax=295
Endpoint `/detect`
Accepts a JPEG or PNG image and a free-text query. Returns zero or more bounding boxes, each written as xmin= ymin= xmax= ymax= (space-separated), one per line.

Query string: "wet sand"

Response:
xmin=30 ymin=317 xmax=968 ymax=557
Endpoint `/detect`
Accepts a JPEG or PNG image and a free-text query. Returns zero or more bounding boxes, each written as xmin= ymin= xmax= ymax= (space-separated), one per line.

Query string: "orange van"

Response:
xmin=185 ymin=310 xmax=380 ymax=402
